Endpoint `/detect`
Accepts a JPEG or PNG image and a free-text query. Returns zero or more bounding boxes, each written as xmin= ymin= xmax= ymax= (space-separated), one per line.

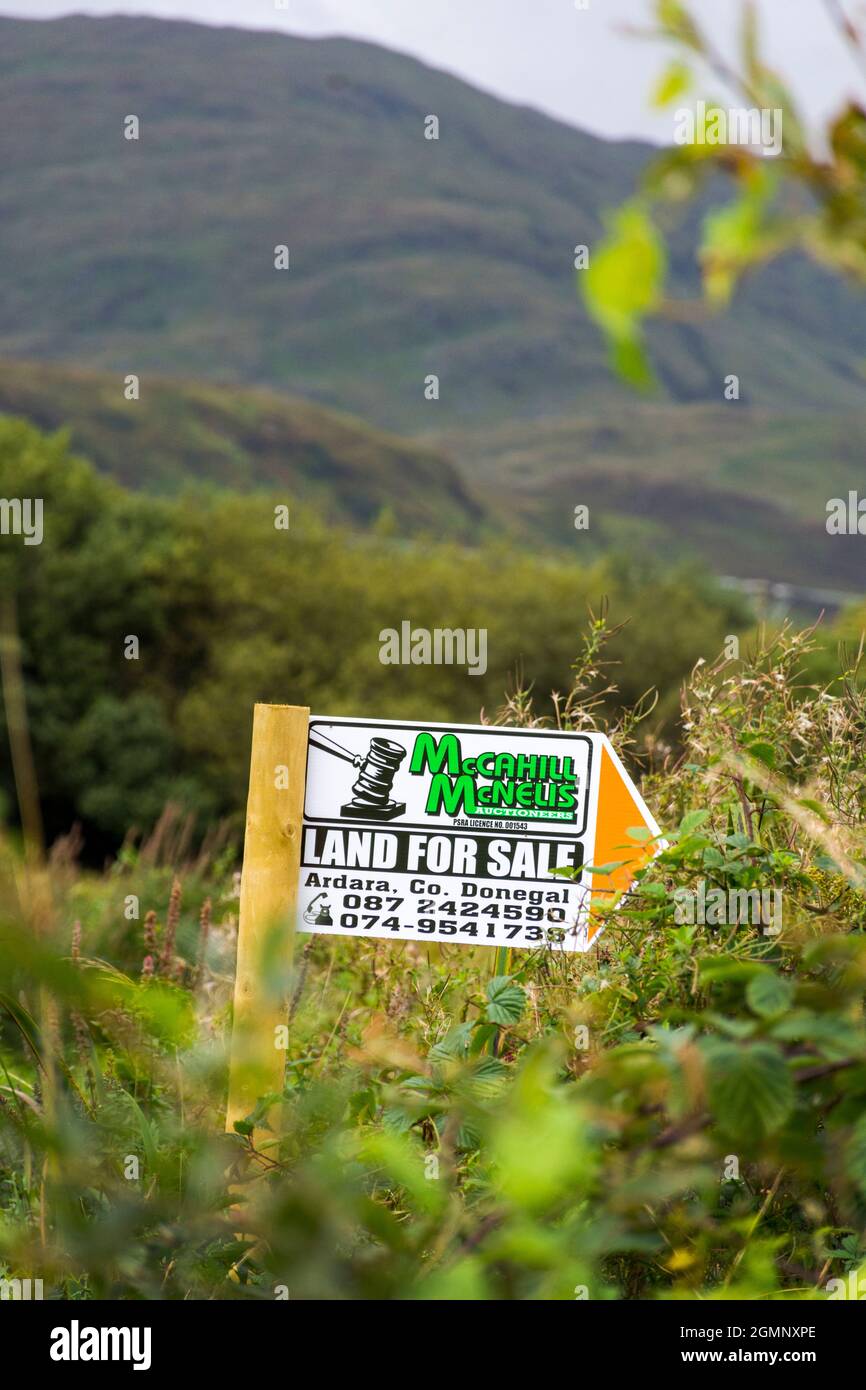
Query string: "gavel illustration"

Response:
xmin=309 ymin=728 xmax=408 ymax=821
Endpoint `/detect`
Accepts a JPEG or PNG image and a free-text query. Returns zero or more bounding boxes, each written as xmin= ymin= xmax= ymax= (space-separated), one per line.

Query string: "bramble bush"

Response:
xmin=2 ymin=620 xmax=866 ymax=1300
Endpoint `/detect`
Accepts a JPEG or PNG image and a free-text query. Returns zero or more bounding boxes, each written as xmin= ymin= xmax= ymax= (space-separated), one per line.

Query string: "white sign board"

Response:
xmin=297 ymin=716 xmax=660 ymax=952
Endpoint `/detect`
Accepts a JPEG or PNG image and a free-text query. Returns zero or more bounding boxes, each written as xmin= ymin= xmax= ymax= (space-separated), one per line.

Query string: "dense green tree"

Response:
xmin=1 ymin=418 xmax=751 ymax=850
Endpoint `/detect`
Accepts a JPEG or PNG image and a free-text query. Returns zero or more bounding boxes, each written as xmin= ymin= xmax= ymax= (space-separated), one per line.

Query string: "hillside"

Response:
xmin=1 ymin=358 xmax=863 ymax=594
xmin=1 ymin=14 xmax=866 ymax=435
xmin=0 ymin=359 xmax=482 ymax=535
xmin=439 ymin=404 xmax=866 ymax=592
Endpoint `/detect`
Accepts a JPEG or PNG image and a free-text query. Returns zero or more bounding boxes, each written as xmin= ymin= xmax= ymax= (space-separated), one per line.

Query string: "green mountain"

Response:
xmin=1 ymin=13 xmax=865 ymax=437
xmin=2 ymin=14 xmax=864 ymax=597
xmin=0 ymin=360 xmax=482 ymax=535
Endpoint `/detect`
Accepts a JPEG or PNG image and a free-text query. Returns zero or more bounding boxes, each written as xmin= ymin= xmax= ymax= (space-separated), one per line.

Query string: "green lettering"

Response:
xmin=410 ymin=732 xmax=462 ymax=776
xmin=426 ymin=773 xmax=476 ymax=815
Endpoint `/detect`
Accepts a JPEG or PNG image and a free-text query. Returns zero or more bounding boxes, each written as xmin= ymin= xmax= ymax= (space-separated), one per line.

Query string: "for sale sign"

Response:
xmin=226 ymin=704 xmax=663 ymax=1131
xmin=297 ymin=716 xmax=660 ymax=952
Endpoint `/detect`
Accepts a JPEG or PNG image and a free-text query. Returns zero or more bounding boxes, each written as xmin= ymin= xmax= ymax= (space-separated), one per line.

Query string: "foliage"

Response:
xmin=0 ymin=417 xmax=750 ymax=851
xmin=584 ymin=0 xmax=866 ymax=385
xmin=3 ymin=625 xmax=866 ymax=1300
xmin=4 ymin=4 xmax=866 ymax=1306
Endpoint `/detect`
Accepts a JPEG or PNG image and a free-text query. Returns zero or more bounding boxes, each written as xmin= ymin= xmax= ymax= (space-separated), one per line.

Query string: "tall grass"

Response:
xmin=3 ymin=617 xmax=866 ymax=1299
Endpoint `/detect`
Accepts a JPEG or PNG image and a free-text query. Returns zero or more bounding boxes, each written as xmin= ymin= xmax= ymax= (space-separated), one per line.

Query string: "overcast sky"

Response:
xmin=4 ymin=0 xmax=865 ymax=144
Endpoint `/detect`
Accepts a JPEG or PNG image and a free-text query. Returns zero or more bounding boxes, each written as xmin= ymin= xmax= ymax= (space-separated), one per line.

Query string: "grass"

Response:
xmin=4 ymin=619 xmax=866 ymax=1299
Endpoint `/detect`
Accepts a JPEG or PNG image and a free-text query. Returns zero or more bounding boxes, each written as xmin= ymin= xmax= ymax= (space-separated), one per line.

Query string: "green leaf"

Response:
xmin=725 ymin=832 xmax=752 ymax=850
xmin=115 ymin=1090 xmax=161 ymax=1174
xmin=360 ymin=1130 xmax=444 ymax=1215
xmin=486 ymin=976 xmax=526 ymax=1026
xmin=469 ymin=1022 xmax=499 ymax=1055
xmin=582 ymin=203 xmax=665 ymax=389
xmin=468 ymin=1055 xmax=509 ymax=1096
xmin=700 ymin=169 xmax=777 ymax=306
xmin=746 ymin=971 xmax=794 ymax=1019
xmin=0 ymin=992 xmax=43 ymax=1067
xmin=771 ymin=1011 xmax=861 ymax=1061
xmin=489 ymin=1047 xmax=594 ymax=1211
xmin=744 ymin=740 xmax=776 ymax=769
xmin=627 ymin=825 xmax=656 ymax=841
xmin=679 ymin=809 xmax=710 ymax=836
xmin=583 ymin=860 xmax=628 ymax=875
xmin=702 ymin=1012 xmax=758 ymax=1040
xmin=706 ymin=1041 xmax=795 ymax=1141
xmin=652 ymin=60 xmax=691 ymax=108
xmin=612 ymin=335 xmax=655 ymax=389
xmin=640 ymin=881 xmax=668 ymax=898
xmin=414 ymin=1256 xmax=488 ymax=1301
xmin=381 ymin=1106 xmax=414 ymax=1134
xmin=656 ymin=0 xmax=702 ymax=47
xmin=430 ymin=1021 xmax=475 ymax=1062
xmin=699 ymin=956 xmax=764 ymax=984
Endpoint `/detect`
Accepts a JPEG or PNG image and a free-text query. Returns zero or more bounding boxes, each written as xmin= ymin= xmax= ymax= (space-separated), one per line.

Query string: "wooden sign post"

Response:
xmin=226 ymin=703 xmax=309 ymax=1137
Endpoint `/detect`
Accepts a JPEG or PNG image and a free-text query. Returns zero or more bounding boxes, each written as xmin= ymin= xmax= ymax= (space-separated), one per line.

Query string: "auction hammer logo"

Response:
xmin=308 ymin=729 xmax=407 ymax=821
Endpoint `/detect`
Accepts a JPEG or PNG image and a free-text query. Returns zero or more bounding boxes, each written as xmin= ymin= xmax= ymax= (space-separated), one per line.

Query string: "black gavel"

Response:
xmin=309 ymin=730 xmax=407 ymax=811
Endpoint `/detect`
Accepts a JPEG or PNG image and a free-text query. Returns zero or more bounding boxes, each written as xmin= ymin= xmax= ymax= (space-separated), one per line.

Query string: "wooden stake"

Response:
xmin=226 ymin=703 xmax=309 ymax=1138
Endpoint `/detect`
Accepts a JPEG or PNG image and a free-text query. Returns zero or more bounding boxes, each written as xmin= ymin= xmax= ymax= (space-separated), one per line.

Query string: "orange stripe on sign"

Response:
xmin=587 ymin=743 xmax=656 ymax=943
